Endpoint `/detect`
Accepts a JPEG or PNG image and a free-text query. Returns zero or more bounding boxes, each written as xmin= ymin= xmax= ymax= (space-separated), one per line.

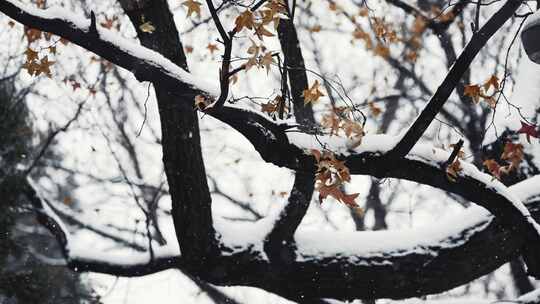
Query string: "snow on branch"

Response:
xmin=23 ymin=168 xmax=540 ymax=299
xmin=0 ymin=0 xmax=220 ymax=96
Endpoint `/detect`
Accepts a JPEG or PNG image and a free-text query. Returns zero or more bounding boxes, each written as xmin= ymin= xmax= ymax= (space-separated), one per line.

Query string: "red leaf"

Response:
xmin=517 ymin=121 xmax=540 ymax=144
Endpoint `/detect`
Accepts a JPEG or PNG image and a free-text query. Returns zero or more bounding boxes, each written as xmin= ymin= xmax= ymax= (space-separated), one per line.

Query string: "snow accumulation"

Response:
xmin=14 ymin=0 xmax=540 ymax=269
xmin=288 ymin=132 xmax=532 ymax=215
xmin=286 ymin=132 xmax=399 ymax=156
xmin=215 ymin=173 xmax=540 ymax=264
xmin=518 ymin=288 xmax=540 ymax=303
xmin=523 ymin=9 xmax=540 ymax=31
xmin=42 ymin=136 xmax=540 ymax=264
xmin=214 ymin=194 xmax=493 ymax=263
xmin=7 ymin=0 xmax=222 ymax=97
xmin=68 ymin=236 xmax=179 ymax=266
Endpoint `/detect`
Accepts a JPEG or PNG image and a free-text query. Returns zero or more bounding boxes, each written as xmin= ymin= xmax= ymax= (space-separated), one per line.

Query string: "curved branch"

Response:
xmin=21 ymin=161 xmax=540 ymax=300
xmin=22 ymin=177 xmax=180 ymax=276
xmin=263 ymin=171 xmax=315 ymax=264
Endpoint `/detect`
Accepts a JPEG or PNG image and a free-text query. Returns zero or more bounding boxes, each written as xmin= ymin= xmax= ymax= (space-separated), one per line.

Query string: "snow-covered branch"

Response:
xmin=23 ymin=171 xmax=540 ymax=300
xmin=0 ymin=0 xmax=219 ymax=96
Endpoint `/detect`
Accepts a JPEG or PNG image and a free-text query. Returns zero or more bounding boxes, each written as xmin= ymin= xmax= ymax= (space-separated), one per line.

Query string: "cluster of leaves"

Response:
xmin=244 ymin=39 xmax=275 ymax=72
xmin=18 ymin=17 xmax=105 ymax=96
xmin=260 ymin=79 xmax=327 ymax=119
xmin=464 ymin=75 xmax=500 ymax=108
xmin=22 ymin=48 xmax=55 ymax=78
xmin=483 ymin=142 xmax=524 ymax=180
xmin=311 ymin=149 xmax=361 ymax=210
xmin=261 ymin=95 xmax=288 ymax=118
xmin=19 ymin=24 xmax=66 ymax=78
xmin=234 ymin=0 xmax=286 ymax=39
xmin=322 ymin=3 xmax=444 ymax=62
xmin=321 ymin=106 xmax=365 ymax=149
xmin=404 ymin=7 xmax=454 ymax=62
xmin=348 ymin=12 xmax=397 ymax=59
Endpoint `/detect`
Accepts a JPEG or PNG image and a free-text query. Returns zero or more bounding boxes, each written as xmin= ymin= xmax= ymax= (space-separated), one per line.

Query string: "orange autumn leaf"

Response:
xmin=483 ymin=75 xmax=499 ymax=91
xmin=302 ymin=80 xmax=325 ymax=105
xmin=321 ymin=112 xmax=341 ymax=136
xmin=464 ymin=84 xmax=481 ymax=104
xmin=368 ymin=101 xmax=382 ymax=117
xmin=234 ymin=10 xmax=255 ymax=32
xmin=374 ymin=43 xmax=390 ymax=58
xmin=501 ymin=142 xmax=524 ymax=169
xmin=254 ymin=24 xmax=274 ymax=39
xmin=483 ymin=159 xmax=501 ymax=179
xmin=183 ymin=0 xmax=202 ymax=18
xmin=24 ymin=47 xmax=39 ymax=62
xmin=341 ymin=119 xmax=365 ymax=140
xmin=261 ymin=95 xmax=287 ymax=117
xmin=206 ymin=43 xmax=219 ymax=54
xmin=446 ymin=159 xmax=462 ymax=182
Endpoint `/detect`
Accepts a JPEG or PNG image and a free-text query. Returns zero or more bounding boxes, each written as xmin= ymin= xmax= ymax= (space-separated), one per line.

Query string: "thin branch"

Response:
xmin=24 ymin=100 xmax=85 ymax=176
xmin=21 ymin=176 xmax=180 ymax=276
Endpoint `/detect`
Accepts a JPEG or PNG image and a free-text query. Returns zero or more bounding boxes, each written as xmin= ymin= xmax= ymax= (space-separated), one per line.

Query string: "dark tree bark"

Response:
xmin=116 ymin=0 xmax=220 ymax=274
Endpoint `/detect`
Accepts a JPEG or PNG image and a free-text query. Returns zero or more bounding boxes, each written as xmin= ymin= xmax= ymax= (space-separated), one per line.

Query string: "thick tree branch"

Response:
xmin=262 ymin=4 xmax=317 ymax=268
xmin=117 ymin=0 xmax=220 ymax=272
xmin=23 ymin=171 xmax=540 ymax=300
xmin=277 ymin=12 xmax=315 ymax=125
xmin=263 ymin=171 xmax=315 ymax=264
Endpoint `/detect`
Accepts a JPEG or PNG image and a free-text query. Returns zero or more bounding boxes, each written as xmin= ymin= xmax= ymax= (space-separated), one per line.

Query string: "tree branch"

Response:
xmin=24 ymin=171 xmax=540 ymax=300
xmin=21 ymin=176 xmax=179 ymax=276
xmin=389 ymin=0 xmax=522 ymax=158
xmin=263 ymin=171 xmax=315 ymax=264
xmin=116 ymin=0 xmax=220 ymax=272
xmin=262 ymin=3 xmax=317 ymax=268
